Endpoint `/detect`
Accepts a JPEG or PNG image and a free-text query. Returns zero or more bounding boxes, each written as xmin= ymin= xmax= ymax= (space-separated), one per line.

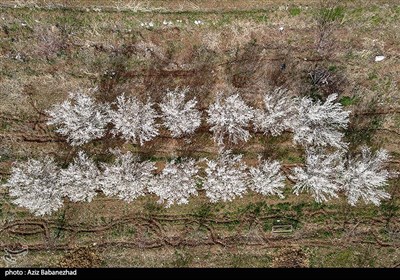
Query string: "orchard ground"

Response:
xmin=0 ymin=0 xmax=399 ymax=267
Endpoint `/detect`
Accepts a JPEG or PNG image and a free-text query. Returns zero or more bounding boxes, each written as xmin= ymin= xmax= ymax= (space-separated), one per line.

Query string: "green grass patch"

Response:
xmin=346 ymin=115 xmax=383 ymax=148
xmin=224 ymin=220 xmax=240 ymax=231
xmin=370 ymin=15 xmax=382 ymax=25
xmin=317 ymin=6 xmax=345 ymax=24
xmin=367 ymin=71 xmax=378 ymax=80
xmin=328 ymin=65 xmax=337 ymax=72
xmin=289 ymin=6 xmax=301 ymax=16
xmin=144 ymin=199 xmax=164 ymax=215
xmin=339 ymin=96 xmax=357 ymax=106
xmin=170 ymin=250 xmax=193 ymax=267
xmin=240 ymin=201 xmax=269 ymax=216
xmin=193 ymin=203 xmax=213 ymax=221
xmin=276 ymin=202 xmax=291 ymax=211
xmin=380 ymin=201 xmax=399 ymax=219
xmin=323 ymin=249 xmax=354 ymax=267
xmin=292 ymin=202 xmax=306 ymax=216
xmin=263 ymin=219 xmax=273 ymax=231
xmin=287 ymin=155 xmax=304 ymax=164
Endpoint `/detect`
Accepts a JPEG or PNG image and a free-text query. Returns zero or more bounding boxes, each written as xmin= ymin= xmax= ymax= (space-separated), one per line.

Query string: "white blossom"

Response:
xmin=100 ymin=151 xmax=155 ymax=202
xmin=149 ymin=159 xmax=199 ymax=207
xmin=341 ymin=146 xmax=390 ymax=206
xmin=292 ymin=93 xmax=350 ymax=148
xmin=109 ymin=94 xmax=159 ymax=145
xmin=6 ymin=157 xmax=63 ymax=216
xmin=46 ymin=90 xmax=110 ymax=146
xmin=207 ymin=93 xmax=255 ymax=145
xmin=254 ymin=88 xmax=297 ymax=136
xmin=159 ymin=88 xmax=201 ymax=137
xmin=249 ymin=157 xmax=285 ymax=198
xmin=290 ymin=148 xmax=343 ymax=203
xmin=60 ymin=151 xmax=100 ymax=203
xmin=203 ymin=150 xmax=248 ymax=202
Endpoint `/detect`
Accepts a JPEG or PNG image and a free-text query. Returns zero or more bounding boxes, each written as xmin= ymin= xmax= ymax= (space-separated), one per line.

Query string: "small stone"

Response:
xmin=375 ymin=55 xmax=385 ymax=62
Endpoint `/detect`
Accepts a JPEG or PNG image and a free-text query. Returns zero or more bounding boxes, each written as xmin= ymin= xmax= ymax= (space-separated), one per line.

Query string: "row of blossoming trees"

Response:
xmin=4 ymin=88 xmax=391 ymax=216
